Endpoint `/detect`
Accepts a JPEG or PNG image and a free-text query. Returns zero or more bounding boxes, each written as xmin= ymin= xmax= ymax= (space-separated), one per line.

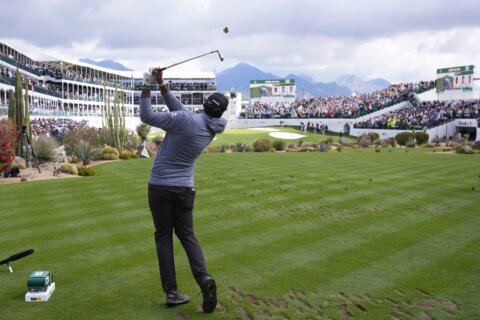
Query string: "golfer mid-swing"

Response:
xmin=140 ymin=68 xmax=228 ymax=313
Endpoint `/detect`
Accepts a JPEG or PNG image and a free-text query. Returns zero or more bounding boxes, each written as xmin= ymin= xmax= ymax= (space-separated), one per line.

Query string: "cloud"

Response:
xmin=1 ymin=0 xmax=479 ymax=82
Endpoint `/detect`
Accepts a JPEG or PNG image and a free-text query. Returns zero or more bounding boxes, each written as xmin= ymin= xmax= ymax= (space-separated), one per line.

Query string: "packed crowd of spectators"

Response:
xmin=240 ymin=81 xmax=435 ymax=119
xmin=1 ymin=66 xmax=62 ymax=96
xmin=30 ymin=118 xmax=89 ymax=137
xmin=353 ymin=99 xmax=480 ymax=130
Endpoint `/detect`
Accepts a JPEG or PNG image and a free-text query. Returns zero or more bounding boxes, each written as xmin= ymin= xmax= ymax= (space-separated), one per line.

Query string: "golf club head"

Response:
xmin=216 ymin=51 xmax=224 ymax=62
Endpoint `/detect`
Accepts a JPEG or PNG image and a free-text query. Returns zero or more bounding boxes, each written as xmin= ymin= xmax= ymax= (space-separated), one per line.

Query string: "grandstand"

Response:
xmin=0 ymin=40 xmax=478 ymax=141
xmin=0 ymin=40 xmax=241 ymax=130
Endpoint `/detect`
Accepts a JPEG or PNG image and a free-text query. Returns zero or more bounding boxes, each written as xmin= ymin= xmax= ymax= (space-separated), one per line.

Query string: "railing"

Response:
xmin=0 ymin=55 xmax=42 ymax=76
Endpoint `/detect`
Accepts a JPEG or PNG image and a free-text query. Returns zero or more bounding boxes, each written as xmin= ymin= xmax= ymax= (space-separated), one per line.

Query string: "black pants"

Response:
xmin=148 ymin=184 xmax=208 ymax=293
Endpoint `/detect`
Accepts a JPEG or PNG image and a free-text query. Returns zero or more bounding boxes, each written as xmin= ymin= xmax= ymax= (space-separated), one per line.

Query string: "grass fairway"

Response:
xmin=0 ymin=149 xmax=479 ymax=319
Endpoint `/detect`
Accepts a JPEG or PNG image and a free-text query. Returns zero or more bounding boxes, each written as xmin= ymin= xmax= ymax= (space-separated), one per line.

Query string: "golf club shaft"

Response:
xmin=161 ymin=51 xmax=221 ymax=71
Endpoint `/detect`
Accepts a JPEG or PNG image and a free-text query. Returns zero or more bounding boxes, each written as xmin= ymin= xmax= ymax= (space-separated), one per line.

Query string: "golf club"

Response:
xmin=160 ymin=50 xmax=224 ymax=71
xmin=0 ymin=249 xmax=34 ymax=272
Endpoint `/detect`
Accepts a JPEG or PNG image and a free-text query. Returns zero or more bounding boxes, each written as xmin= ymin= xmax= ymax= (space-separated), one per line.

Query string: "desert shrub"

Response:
xmin=102 ymin=146 xmax=119 ymax=160
xmin=406 ymin=139 xmax=417 ymax=148
xmin=318 ymin=142 xmax=330 ymax=152
xmin=473 ymin=141 xmax=480 ymax=150
xmin=63 ymin=125 xmax=101 ymax=156
xmin=152 ymin=135 xmax=164 ymax=146
xmin=204 ymin=146 xmax=218 ymax=153
xmin=367 ymin=132 xmax=380 ymax=143
xmin=252 ymin=139 xmax=272 ymax=152
xmin=395 ymin=132 xmax=412 ymax=146
xmin=136 ymin=123 xmax=151 ymax=141
xmin=60 ymin=163 xmax=78 ymax=175
xmin=78 ymin=166 xmax=96 ymax=176
xmin=301 ymin=141 xmax=317 ymax=149
xmin=375 ymin=147 xmax=381 ymax=152
xmin=336 ymin=145 xmax=343 ymax=152
xmin=298 ymin=147 xmax=316 ymax=152
xmin=455 ymin=145 xmax=474 ymax=154
xmin=119 ymin=150 xmax=133 ymax=159
xmin=33 ymin=135 xmax=59 ymax=162
xmin=124 ymin=131 xmax=141 ymax=152
xmin=219 ymin=144 xmax=230 ymax=153
xmin=287 ymin=143 xmax=296 ymax=149
xmin=272 ymin=140 xmax=286 ymax=151
xmin=0 ymin=119 xmax=18 ymax=172
xmin=233 ymin=142 xmax=248 ymax=152
xmin=387 ymin=137 xmax=397 ymax=147
xmin=75 ymin=141 xmax=100 ymax=165
xmin=414 ymin=132 xmax=429 ymax=145
xmin=357 ymin=136 xmax=370 ymax=148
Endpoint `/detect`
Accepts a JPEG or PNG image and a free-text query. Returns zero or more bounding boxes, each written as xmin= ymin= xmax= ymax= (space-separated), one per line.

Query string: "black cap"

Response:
xmin=203 ymin=93 xmax=228 ymax=118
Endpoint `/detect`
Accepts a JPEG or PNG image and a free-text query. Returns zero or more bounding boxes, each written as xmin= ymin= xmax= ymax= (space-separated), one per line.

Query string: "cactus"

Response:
xmin=7 ymin=90 xmax=15 ymax=121
xmin=14 ymin=68 xmax=25 ymax=156
xmin=24 ymin=80 xmax=32 ymax=141
xmin=102 ymin=79 xmax=127 ymax=152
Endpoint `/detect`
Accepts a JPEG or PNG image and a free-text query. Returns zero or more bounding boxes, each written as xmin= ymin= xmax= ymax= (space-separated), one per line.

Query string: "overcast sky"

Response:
xmin=1 ymin=0 xmax=479 ymax=83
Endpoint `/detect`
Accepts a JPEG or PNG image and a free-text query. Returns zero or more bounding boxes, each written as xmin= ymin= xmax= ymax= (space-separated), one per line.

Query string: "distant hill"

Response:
xmin=336 ymin=74 xmax=390 ymax=94
xmin=367 ymin=78 xmax=391 ymax=88
xmin=80 ymin=58 xmax=132 ymax=71
xmin=216 ymin=62 xmax=280 ymax=94
xmin=217 ymin=63 xmax=353 ymax=98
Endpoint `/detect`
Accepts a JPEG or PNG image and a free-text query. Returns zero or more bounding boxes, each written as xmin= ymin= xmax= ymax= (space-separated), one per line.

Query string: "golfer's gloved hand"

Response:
xmin=151 ymin=68 xmax=164 ymax=85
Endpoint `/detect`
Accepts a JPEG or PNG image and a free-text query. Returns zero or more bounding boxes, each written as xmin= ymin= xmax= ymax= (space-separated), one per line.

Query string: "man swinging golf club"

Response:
xmin=140 ymin=67 xmax=228 ymax=313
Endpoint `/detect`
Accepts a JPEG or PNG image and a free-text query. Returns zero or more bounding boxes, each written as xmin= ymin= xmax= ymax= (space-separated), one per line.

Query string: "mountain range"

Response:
xmin=79 ymin=58 xmax=133 ymax=71
xmin=216 ymin=63 xmax=391 ymax=98
xmin=80 ymin=59 xmax=391 ymax=97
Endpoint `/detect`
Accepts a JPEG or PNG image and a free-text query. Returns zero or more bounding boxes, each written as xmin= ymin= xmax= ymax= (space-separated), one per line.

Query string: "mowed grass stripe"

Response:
xmin=248 ymin=198 xmax=476 ymax=294
xmin=0 ymin=150 xmax=478 ymax=320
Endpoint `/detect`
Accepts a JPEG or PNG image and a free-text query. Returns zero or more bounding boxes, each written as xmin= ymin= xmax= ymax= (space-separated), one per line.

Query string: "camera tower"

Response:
xmin=18 ymin=125 xmax=41 ymax=175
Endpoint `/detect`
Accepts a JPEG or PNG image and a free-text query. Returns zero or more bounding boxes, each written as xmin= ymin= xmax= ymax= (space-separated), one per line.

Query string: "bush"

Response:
xmin=233 ymin=142 xmax=248 ymax=152
xmin=152 ymin=135 xmax=164 ymax=146
xmin=124 ymin=131 xmax=141 ymax=152
xmin=395 ymin=132 xmax=429 ymax=146
xmin=357 ymin=136 xmax=370 ymax=148
xmin=33 ymin=135 xmax=59 ymax=162
xmin=406 ymin=139 xmax=417 ymax=148
xmin=102 ymin=146 xmax=119 ymax=160
xmin=219 ymin=144 xmax=230 ymax=153
xmin=63 ymin=126 xmax=101 ymax=156
xmin=75 ymin=141 xmax=100 ymax=165
xmin=77 ymin=166 xmax=96 ymax=176
xmin=318 ymin=142 xmax=330 ymax=152
xmin=395 ymin=132 xmax=412 ymax=146
xmin=300 ymin=141 xmax=317 ymax=149
xmin=414 ymin=132 xmax=429 ymax=145
xmin=272 ymin=140 xmax=286 ymax=151
xmin=455 ymin=145 xmax=474 ymax=154
xmin=60 ymin=163 xmax=78 ymax=175
xmin=204 ymin=146 xmax=218 ymax=153
xmin=252 ymin=139 xmax=272 ymax=152
xmin=473 ymin=141 xmax=480 ymax=150
xmin=367 ymin=132 xmax=380 ymax=143
xmin=119 ymin=150 xmax=133 ymax=159
xmin=0 ymin=119 xmax=18 ymax=173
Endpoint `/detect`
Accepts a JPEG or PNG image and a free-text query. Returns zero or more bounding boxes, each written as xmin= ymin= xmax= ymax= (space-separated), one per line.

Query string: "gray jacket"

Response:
xmin=140 ymin=91 xmax=227 ymax=187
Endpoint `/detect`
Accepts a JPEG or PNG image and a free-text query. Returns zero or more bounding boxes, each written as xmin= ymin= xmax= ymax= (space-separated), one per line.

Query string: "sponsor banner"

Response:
xmin=250 ymin=79 xmax=296 ymax=102
xmin=455 ymin=119 xmax=478 ymax=127
xmin=436 ymin=65 xmax=475 ymax=93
